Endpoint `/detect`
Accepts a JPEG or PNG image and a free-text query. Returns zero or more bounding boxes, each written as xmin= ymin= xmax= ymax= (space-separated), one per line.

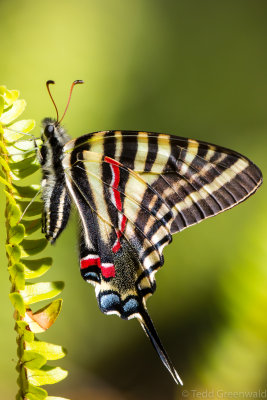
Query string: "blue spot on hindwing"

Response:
xmin=84 ymin=271 xmax=99 ymax=281
xmin=123 ymin=298 xmax=139 ymax=314
xmin=99 ymin=293 xmax=120 ymax=313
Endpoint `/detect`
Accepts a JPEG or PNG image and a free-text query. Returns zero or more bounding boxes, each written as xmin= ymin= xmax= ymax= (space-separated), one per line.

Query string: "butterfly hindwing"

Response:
xmin=64 ymin=148 xmax=158 ymax=305
xmin=64 ymin=147 xmax=183 ymax=383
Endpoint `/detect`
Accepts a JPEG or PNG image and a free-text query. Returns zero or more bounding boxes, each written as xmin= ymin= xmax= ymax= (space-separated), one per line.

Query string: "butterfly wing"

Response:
xmin=63 ymin=148 xmax=184 ymax=384
xmin=64 ymin=130 xmax=262 ymax=270
xmin=61 ymin=130 xmax=261 ymax=384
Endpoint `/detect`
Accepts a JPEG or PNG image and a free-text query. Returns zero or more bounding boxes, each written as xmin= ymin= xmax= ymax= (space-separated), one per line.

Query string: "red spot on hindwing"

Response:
xmin=80 ymin=256 xmax=101 ymax=269
xmin=80 ymin=256 xmax=115 ymax=278
xmin=100 ymin=263 xmax=116 ymax=278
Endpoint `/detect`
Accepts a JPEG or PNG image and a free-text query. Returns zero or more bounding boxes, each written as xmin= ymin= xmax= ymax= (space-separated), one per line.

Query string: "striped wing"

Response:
xmin=63 ymin=130 xmax=262 ymax=290
xmin=62 ymin=130 xmax=262 ymax=384
xmin=64 ymin=131 xmax=262 ymax=269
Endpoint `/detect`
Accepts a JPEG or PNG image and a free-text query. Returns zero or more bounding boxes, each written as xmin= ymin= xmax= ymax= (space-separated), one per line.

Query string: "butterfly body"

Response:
xmin=40 ymin=118 xmax=262 ymax=385
xmin=40 ymin=118 xmax=71 ymax=243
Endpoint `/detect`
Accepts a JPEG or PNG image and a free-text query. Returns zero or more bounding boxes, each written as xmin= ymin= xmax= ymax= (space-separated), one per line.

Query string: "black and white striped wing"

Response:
xmin=62 ymin=130 xmax=262 ymax=384
xmin=64 ymin=131 xmax=262 ymax=278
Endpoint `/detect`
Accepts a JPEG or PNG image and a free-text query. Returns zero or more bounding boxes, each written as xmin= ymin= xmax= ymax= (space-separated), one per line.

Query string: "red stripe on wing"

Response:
xmin=105 ymin=157 xmax=128 ymax=254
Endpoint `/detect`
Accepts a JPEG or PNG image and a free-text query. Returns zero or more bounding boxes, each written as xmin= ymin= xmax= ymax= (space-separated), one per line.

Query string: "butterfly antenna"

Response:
xmin=46 ymin=80 xmax=59 ymax=123
xmin=137 ymin=307 xmax=183 ymax=385
xmin=58 ymin=80 xmax=84 ymax=124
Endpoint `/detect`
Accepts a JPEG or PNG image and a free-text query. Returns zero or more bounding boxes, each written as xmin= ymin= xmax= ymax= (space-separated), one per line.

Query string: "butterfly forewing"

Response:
xmin=63 ymin=131 xmax=262 ymax=279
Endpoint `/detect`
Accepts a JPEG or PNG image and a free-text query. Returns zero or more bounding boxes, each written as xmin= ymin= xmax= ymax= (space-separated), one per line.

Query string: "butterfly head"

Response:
xmin=43 ymin=118 xmax=56 ymax=139
xmin=41 ymin=117 xmax=69 ymax=146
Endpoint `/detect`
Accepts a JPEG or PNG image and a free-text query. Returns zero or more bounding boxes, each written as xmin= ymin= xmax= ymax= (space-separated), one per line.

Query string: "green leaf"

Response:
xmin=22 ymin=351 xmax=47 ymax=369
xmin=9 ymin=223 xmax=25 ymax=244
xmin=3 ymin=119 xmax=35 ymax=142
xmin=10 ymin=155 xmax=39 ymax=179
xmin=0 ymin=86 xmax=19 ymax=106
xmin=13 ymin=183 xmax=40 ymax=199
xmin=12 ymin=119 xmax=36 ymax=133
xmin=5 ymin=190 xmax=22 ymax=225
xmin=16 ymin=321 xmax=34 ymax=342
xmin=23 ymin=258 xmax=53 ymax=279
xmin=8 ymin=203 xmax=22 ymax=225
xmin=21 ymin=282 xmax=64 ymax=305
xmin=25 ymin=384 xmax=47 ymax=400
xmin=18 ymin=200 xmax=43 ymax=217
xmin=8 ymin=263 xmax=25 ymax=290
xmin=22 ymin=218 xmax=42 ymax=236
xmin=0 ymin=99 xmax=26 ymax=124
xmin=4 ymin=189 xmax=17 ymax=205
xmin=11 ymin=166 xmax=39 ymax=180
xmin=25 ymin=341 xmax=66 ymax=361
xmin=10 ymin=155 xmax=37 ymax=170
xmin=20 ymin=239 xmax=47 ymax=257
xmin=7 ymin=137 xmax=38 ymax=153
xmin=9 ymin=293 xmax=25 ymax=316
xmin=6 ymin=144 xmax=35 ymax=160
xmin=6 ymin=243 xmax=21 ymax=263
xmin=11 ymin=166 xmax=39 ymax=181
xmin=27 ymin=365 xmax=68 ymax=386
xmin=25 ymin=299 xmax=63 ymax=332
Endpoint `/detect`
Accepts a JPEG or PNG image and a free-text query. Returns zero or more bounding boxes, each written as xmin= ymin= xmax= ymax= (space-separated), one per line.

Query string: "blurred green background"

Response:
xmin=1 ymin=1 xmax=267 ymax=399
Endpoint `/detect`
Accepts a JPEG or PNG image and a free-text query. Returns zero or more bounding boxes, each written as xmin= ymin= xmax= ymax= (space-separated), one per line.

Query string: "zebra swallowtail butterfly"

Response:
xmin=40 ymin=80 xmax=262 ymax=385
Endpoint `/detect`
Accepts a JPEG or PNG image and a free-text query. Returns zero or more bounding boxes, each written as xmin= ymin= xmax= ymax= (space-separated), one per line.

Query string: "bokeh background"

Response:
xmin=0 ymin=1 xmax=267 ymax=399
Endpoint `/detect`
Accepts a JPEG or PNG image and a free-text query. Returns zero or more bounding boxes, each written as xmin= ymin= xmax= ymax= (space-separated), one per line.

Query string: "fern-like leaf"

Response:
xmin=0 ymin=85 xmax=69 ymax=400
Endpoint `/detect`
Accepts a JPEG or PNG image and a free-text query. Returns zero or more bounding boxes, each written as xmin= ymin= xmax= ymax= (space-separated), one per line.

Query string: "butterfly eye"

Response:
xmin=44 ymin=124 xmax=54 ymax=138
